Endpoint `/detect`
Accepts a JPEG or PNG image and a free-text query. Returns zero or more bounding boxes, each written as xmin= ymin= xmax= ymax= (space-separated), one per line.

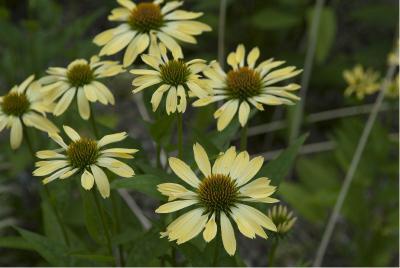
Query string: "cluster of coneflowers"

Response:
xmin=0 ymin=0 xmax=301 ymax=258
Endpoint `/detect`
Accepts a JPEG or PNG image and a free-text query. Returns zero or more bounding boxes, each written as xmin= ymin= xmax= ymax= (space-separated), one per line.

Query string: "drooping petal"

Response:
xmin=10 ymin=118 xmax=23 ymax=149
xmin=91 ymin=165 xmax=110 ymax=198
xmin=81 ymin=170 xmax=95 ymax=190
xmin=220 ymin=212 xmax=236 ymax=256
xmin=77 ymin=88 xmax=90 ymax=120
xmin=203 ymin=213 xmax=217 ymax=242
xmin=238 ymin=101 xmax=250 ymax=127
xmin=217 ymin=99 xmax=239 ymax=131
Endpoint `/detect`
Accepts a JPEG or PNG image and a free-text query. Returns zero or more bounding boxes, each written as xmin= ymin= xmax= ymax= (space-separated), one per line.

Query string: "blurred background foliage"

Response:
xmin=0 ymin=0 xmax=398 ymax=266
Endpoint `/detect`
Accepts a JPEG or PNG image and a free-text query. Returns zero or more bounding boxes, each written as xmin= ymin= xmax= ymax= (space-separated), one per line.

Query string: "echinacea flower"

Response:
xmin=267 ymin=205 xmax=297 ymax=236
xmin=93 ymin=0 xmax=211 ymax=67
xmin=155 ymin=143 xmax=279 ymax=256
xmin=40 ymin=56 xmax=124 ymax=120
xmin=131 ymin=44 xmax=210 ymax=114
xmin=33 ymin=126 xmax=137 ymax=198
xmin=343 ymin=64 xmax=380 ymax=100
xmin=193 ymin=44 xmax=302 ymax=131
xmin=0 ymin=75 xmax=58 ymax=149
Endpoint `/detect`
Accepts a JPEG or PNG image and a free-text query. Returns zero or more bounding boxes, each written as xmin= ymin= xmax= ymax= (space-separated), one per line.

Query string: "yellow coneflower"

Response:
xmin=343 ymin=64 xmax=380 ymax=100
xmin=0 ymin=75 xmax=58 ymax=149
xmin=131 ymin=44 xmax=210 ymax=114
xmin=33 ymin=125 xmax=137 ymax=198
xmin=93 ymin=0 xmax=211 ymax=67
xmin=40 ymin=56 xmax=124 ymax=120
xmin=267 ymin=205 xmax=297 ymax=236
xmin=155 ymin=143 xmax=279 ymax=256
xmin=193 ymin=44 xmax=302 ymax=131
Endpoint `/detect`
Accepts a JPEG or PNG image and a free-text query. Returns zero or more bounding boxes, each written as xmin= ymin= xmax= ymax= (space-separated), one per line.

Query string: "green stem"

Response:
xmin=268 ymin=238 xmax=279 ymax=266
xmin=176 ymin=112 xmax=183 ymax=158
xmin=213 ymin=228 xmax=221 ymax=267
xmin=240 ymin=124 xmax=248 ymax=151
xmin=156 ymin=144 xmax=162 ymax=169
xmin=23 ymin=124 xmax=70 ymax=247
xmin=92 ymin=190 xmax=115 ymax=265
xmin=89 ymin=103 xmax=99 ymax=139
xmin=111 ymin=194 xmax=125 ymax=267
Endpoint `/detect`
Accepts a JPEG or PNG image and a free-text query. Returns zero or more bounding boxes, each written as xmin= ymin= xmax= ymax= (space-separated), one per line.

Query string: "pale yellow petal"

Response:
xmin=63 ymin=125 xmax=80 ymax=141
xmin=155 ymin=200 xmax=197 ymax=213
xmin=91 ymin=165 xmax=110 ymax=199
xmin=168 ymin=157 xmax=200 ymax=188
xmin=238 ymin=101 xmax=250 ymax=127
xmin=247 ymin=47 xmax=260 ymax=68
xmin=220 ymin=212 xmax=236 ymax=256
xmin=203 ymin=213 xmax=217 ymax=242
xmin=10 ymin=118 xmax=23 ymax=149
xmin=193 ymin=143 xmax=211 ymax=177
xmin=81 ymin=170 xmax=95 ymax=190
xmin=77 ymin=88 xmax=91 ymax=120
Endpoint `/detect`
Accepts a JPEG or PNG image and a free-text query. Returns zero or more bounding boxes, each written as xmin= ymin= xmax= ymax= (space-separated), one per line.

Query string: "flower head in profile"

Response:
xmin=40 ymin=56 xmax=124 ymax=120
xmin=94 ymin=0 xmax=211 ymax=67
xmin=33 ymin=126 xmax=137 ymax=198
xmin=267 ymin=205 xmax=296 ymax=236
xmin=0 ymin=75 xmax=58 ymax=149
xmin=193 ymin=44 xmax=302 ymax=131
xmin=155 ymin=143 xmax=279 ymax=256
xmin=131 ymin=44 xmax=210 ymax=114
xmin=343 ymin=64 xmax=380 ymax=100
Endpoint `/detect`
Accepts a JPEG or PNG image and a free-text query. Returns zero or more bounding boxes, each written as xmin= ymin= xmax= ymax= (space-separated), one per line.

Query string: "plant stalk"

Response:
xmin=213 ymin=227 xmax=221 ymax=267
xmin=89 ymin=103 xmax=99 ymax=139
xmin=289 ymin=0 xmax=325 ymax=143
xmin=23 ymin=124 xmax=70 ymax=247
xmin=240 ymin=124 xmax=248 ymax=151
xmin=176 ymin=112 xmax=183 ymax=158
xmin=268 ymin=238 xmax=279 ymax=266
xmin=92 ymin=190 xmax=115 ymax=266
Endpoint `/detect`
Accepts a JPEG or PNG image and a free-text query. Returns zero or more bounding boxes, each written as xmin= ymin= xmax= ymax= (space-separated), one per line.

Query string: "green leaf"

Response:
xmin=126 ymin=228 xmax=169 ymax=266
xmin=16 ymin=228 xmax=72 ymax=266
xmin=70 ymin=253 xmax=113 ymax=263
xmin=259 ymin=133 xmax=308 ymax=185
xmin=252 ymin=8 xmax=300 ymax=30
xmin=178 ymin=243 xmax=210 ymax=266
xmin=0 ymin=236 xmax=34 ymax=251
xmin=148 ymin=114 xmax=175 ymax=146
xmin=351 ymin=4 xmax=398 ymax=27
xmin=80 ymin=189 xmax=105 ymax=244
xmin=41 ymin=200 xmax=66 ymax=245
xmin=307 ymin=7 xmax=337 ymax=63
xmin=111 ymin=174 xmax=165 ymax=200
